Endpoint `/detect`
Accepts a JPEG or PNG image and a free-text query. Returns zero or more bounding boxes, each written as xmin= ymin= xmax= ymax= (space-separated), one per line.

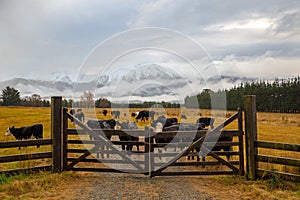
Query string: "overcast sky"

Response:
xmin=0 ymin=0 xmax=299 ymax=82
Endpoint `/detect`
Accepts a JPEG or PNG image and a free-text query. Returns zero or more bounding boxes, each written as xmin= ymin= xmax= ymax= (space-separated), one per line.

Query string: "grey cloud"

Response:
xmin=0 ymin=0 xmax=299 ymax=82
xmin=273 ymin=10 xmax=300 ymax=36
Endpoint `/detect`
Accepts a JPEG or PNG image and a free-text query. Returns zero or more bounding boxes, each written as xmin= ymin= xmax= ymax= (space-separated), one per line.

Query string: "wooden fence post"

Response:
xmin=51 ymin=96 xmax=62 ymax=173
xmin=62 ymin=107 xmax=68 ymax=171
xmin=144 ymin=127 xmax=150 ymax=175
xmin=237 ymin=108 xmax=245 ymax=175
xmin=244 ymin=95 xmax=258 ymax=180
xmin=149 ymin=129 xmax=154 ymax=177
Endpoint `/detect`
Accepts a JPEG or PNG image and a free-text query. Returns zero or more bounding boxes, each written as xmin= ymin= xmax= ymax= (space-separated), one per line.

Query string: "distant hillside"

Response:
xmin=185 ymin=76 xmax=300 ymax=112
xmin=0 ymin=64 xmax=259 ymax=102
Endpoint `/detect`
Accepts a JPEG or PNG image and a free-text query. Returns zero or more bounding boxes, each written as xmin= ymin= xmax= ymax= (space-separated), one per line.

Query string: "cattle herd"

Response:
xmin=4 ymin=108 xmax=233 ymax=162
xmin=71 ymin=109 xmax=233 ymax=162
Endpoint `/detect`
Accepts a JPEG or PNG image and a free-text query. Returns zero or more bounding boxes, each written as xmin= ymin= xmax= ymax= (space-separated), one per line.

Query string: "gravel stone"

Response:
xmin=72 ymin=173 xmax=218 ymax=200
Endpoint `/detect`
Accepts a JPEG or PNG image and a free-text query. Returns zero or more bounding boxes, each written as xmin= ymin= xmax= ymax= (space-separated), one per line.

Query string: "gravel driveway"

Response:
xmin=69 ymin=173 xmax=217 ymax=200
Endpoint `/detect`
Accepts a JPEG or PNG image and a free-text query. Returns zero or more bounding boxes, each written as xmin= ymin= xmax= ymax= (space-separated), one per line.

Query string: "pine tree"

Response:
xmin=1 ymin=86 xmax=21 ymax=106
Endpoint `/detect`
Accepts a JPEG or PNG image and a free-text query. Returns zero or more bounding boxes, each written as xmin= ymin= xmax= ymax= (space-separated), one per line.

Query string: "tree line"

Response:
xmin=0 ymin=86 xmax=50 ymax=107
xmin=184 ymin=76 xmax=300 ymax=112
xmin=2 ymin=76 xmax=299 ymax=112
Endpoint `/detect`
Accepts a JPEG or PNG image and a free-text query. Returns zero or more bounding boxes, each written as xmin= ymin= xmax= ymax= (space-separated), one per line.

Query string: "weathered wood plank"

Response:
xmin=257 ymin=169 xmax=300 ymax=182
xmin=154 ymin=151 xmax=240 ymax=158
xmin=67 ymin=140 xmax=146 ymax=146
xmin=153 ymin=130 xmax=240 ymax=139
xmin=256 ymin=155 xmax=300 ymax=167
xmin=51 ymin=96 xmax=63 ymax=173
xmin=244 ymin=95 xmax=258 ymax=180
xmin=62 ymin=107 xmax=68 ymax=171
xmin=0 ymin=152 xmax=52 ymax=163
xmin=255 ymin=141 xmax=300 ymax=152
xmin=67 ymin=158 xmax=138 ymax=164
xmin=169 ymin=161 xmax=240 ymax=166
xmin=153 ymin=170 xmax=235 ymax=177
xmin=67 ymin=129 xmax=147 ymax=137
xmin=69 ymin=167 xmax=141 ymax=174
xmin=67 ymin=128 xmax=240 ymax=137
xmin=238 ymin=108 xmax=245 ymax=175
xmin=0 ymin=165 xmax=52 ymax=176
xmin=0 ymin=139 xmax=52 ymax=148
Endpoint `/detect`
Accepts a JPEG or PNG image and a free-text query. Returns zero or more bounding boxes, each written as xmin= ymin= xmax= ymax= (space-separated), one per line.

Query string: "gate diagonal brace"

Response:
xmin=201 ymin=145 xmax=239 ymax=173
xmin=66 ymin=113 xmax=144 ymax=171
xmin=67 ymin=145 xmax=96 ymax=168
xmin=152 ymin=112 xmax=240 ymax=175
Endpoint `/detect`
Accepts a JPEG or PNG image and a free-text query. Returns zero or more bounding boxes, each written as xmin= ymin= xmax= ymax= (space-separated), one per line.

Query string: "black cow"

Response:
xmin=86 ymin=119 xmax=116 ymax=140
xmin=196 ymin=117 xmax=215 ymax=129
xmin=152 ymin=121 xmax=205 ymax=158
xmin=111 ymin=110 xmax=120 ymax=119
xmin=180 ymin=114 xmax=187 ymax=119
xmin=74 ymin=110 xmax=85 ymax=123
xmin=135 ymin=110 xmax=155 ymax=122
xmin=5 ymin=124 xmax=43 ymax=149
xmin=118 ymin=122 xmax=139 ymax=151
xmin=102 ymin=109 xmax=108 ymax=117
xmin=151 ymin=117 xmax=178 ymax=151
xmin=69 ymin=109 xmax=76 ymax=122
xmin=86 ymin=119 xmax=116 ymax=158
xmin=151 ymin=116 xmax=178 ymax=128
xmin=70 ymin=109 xmax=85 ymax=123
xmin=161 ymin=123 xmax=205 ymax=149
xmin=189 ymin=118 xmax=233 ymax=163
xmin=131 ymin=112 xmax=137 ymax=117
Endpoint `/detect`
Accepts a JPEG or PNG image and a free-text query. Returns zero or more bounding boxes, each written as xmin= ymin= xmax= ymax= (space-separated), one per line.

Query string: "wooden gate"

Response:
xmin=148 ymin=109 xmax=244 ymax=177
xmin=52 ymin=97 xmax=244 ymax=176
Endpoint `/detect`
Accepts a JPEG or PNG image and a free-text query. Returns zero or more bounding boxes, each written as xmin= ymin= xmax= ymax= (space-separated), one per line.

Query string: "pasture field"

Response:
xmin=0 ymin=106 xmax=299 ymax=199
xmin=0 ymin=106 xmax=299 ymax=172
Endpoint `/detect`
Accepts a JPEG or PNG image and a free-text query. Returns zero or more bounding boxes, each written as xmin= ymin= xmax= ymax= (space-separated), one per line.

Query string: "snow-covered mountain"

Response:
xmin=0 ymin=64 xmax=258 ymax=102
xmin=0 ymin=77 xmax=74 ymax=99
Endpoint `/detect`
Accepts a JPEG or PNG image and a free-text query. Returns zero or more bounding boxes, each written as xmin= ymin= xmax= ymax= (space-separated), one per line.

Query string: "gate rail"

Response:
xmin=61 ymin=103 xmax=244 ymax=177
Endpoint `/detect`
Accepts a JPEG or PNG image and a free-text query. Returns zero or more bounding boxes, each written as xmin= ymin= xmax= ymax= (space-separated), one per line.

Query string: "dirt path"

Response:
xmin=56 ymin=172 xmax=299 ymax=200
xmin=61 ymin=173 xmax=218 ymax=200
xmin=2 ymin=171 xmax=298 ymax=200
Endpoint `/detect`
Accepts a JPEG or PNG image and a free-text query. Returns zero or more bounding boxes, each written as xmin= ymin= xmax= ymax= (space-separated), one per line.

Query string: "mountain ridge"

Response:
xmin=0 ymin=68 xmax=259 ymax=101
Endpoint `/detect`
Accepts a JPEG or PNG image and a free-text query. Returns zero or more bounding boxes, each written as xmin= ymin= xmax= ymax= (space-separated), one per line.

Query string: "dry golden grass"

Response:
xmin=0 ymin=171 xmax=81 ymax=200
xmin=0 ymin=107 xmax=52 ymax=171
xmin=0 ymin=107 xmax=299 ymax=199
xmin=1 ymin=107 xmax=299 ymax=171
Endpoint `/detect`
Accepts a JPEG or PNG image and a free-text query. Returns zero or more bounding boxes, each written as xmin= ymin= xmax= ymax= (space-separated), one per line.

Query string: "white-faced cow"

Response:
xmin=5 ymin=124 xmax=43 ymax=149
